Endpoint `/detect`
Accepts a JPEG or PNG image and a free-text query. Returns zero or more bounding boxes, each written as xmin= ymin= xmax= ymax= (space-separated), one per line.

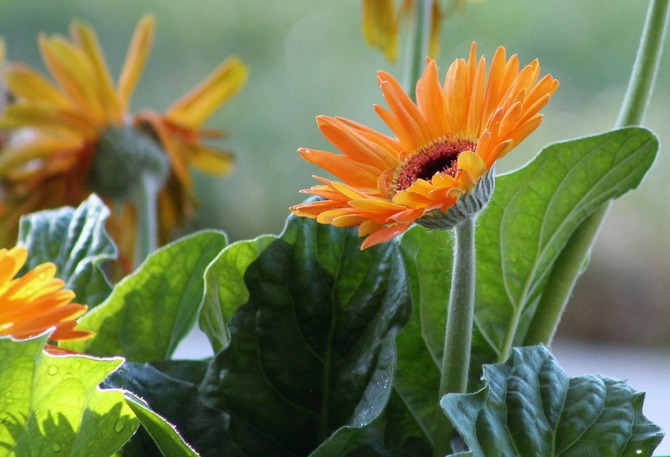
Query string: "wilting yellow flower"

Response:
xmin=0 ymin=16 xmax=247 ymax=264
xmin=291 ymin=43 xmax=559 ymax=249
xmin=0 ymin=246 xmax=92 ymax=354
xmin=361 ymin=0 xmax=447 ymax=62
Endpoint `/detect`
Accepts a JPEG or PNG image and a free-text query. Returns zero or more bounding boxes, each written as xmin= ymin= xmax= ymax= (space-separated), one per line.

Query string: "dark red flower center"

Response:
xmin=394 ymin=138 xmax=476 ymax=192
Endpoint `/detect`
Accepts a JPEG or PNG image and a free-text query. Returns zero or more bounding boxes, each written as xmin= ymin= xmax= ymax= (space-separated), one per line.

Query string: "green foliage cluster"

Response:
xmin=0 ymin=127 xmax=664 ymax=456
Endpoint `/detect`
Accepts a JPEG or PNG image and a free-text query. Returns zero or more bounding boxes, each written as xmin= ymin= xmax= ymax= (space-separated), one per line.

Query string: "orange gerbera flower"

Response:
xmin=0 ymin=246 xmax=92 ymax=354
xmin=291 ymin=43 xmax=559 ymax=249
xmin=0 ymin=16 xmax=247 ymax=264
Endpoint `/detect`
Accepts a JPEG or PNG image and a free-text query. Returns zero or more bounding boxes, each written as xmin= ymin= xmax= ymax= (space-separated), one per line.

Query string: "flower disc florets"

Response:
xmin=394 ymin=138 xmax=476 ymax=193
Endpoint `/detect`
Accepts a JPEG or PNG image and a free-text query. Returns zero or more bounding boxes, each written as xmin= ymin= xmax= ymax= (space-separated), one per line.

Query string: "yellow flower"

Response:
xmin=0 ymin=16 xmax=247 ymax=265
xmin=361 ymin=0 xmax=450 ymax=62
xmin=0 ymin=246 xmax=92 ymax=354
xmin=291 ymin=43 xmax=559 ymax=249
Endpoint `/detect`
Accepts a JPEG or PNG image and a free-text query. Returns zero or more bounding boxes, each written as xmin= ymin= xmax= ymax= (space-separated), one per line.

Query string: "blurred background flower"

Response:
xmin=362 ymin=0 xmax=476 ymax=62
xmin=0 ymin=15 xmax=247 ymax=268
xmin=0 ymin=0 xmax=668 ymax=370
xmin=0 ymin=246 xmax=92 ymax=354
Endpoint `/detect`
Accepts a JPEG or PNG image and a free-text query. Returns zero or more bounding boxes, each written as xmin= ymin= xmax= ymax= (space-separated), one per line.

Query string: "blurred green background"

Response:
xmin=2 ymin=0 xmax=669 ymax=346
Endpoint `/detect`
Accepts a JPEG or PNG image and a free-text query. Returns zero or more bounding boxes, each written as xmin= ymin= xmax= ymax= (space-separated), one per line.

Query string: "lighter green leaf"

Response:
xmin=441 ymin=345 xmax=664 ymax=457
xmin=17 ymin=194 xmax=117 ymax=309
xmin=124 ymin=393 xmax=199 ymax=457
xmin=62 ymin=231 xmax=227 ymax=361
xmin=0 ymin=335 xmax=138 ymax=457
xmin=199 ymin=235 xmax=275 ymax=353
xmin=475 ymin=127 xmax=657 ymax=360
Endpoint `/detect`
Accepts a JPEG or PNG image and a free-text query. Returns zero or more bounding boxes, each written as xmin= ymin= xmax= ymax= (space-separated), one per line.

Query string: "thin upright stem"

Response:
xmin=404 ymin=0 xmax=432 ymax=96
xmin=523 ymin=0 xmax=669 ymax=348
xmin=133 ymin=171 xmax=162 ymax=268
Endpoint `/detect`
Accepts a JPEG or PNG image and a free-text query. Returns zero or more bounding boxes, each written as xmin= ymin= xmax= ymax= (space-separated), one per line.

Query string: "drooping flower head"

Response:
xmin=363 ymin=0 xmax=442 ymax=62
xmin=291 ymin=43 xmax=559 ymax=248
xmin=0 ymin=16 xmax=247 ymax=264
xmin=0 ymin=246 xmax=92 ymax=354
xmin=363 ymin=0 xmax=472 ymax=62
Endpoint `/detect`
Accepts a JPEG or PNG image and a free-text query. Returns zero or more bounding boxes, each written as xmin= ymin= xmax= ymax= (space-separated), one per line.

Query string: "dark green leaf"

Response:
xmin=441 ymin=345 xmax=664 ymax=457
xmin=17 ymin=194 xmax=117 ymax=309
xmin=474 ymin=128 xmax=657 ymax=364
xmin=0 ymin=335 xmax=138 ymax=456
xmin=62 ymin=230 xmax=227 ymax=361
xmin=193 ymin=215 xmax=410 ymax=456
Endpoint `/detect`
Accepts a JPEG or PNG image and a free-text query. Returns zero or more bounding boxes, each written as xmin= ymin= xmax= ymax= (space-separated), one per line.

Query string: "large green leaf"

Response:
xmin=396 ymin=227 xmax=453 ymax=450
xmin=62 ymin=231 xmax=227 ymax=361
xmin=0 ymin=335 xmax=138 ymax=456
xmin=113 ymin=215 xmax=410 ymax=456
xmin=475 ymin=127 xmax=657 ymax=362
xmin=199 ymin=235 xmax=276 ymax=353
xmin=17 ymin=194 xmax=117 ymax=309
xmin=440 ymin=345 xmax=664 ymax=457
xmin=198 ymin=215 xmax=410 ymax=456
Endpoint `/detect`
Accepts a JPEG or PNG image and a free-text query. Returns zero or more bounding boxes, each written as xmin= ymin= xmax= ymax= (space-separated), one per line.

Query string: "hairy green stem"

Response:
xmin=434 ymin=218 xmax=476 ymax=455
xmin=439 ymin=218 xmax=475 ymax=396
xmin=523 ymin=0 xmax=669 ymax=348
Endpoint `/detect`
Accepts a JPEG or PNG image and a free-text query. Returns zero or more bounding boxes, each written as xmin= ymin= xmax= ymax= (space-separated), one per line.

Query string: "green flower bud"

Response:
xmin=416 ymin=167 xmax=495 ymax=231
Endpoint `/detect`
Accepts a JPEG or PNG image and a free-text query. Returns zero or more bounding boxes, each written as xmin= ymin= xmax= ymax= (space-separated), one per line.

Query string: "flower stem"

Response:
xmin=404 ymin=0 xmax=432 ymax=95
xmin=132 ymin=171 xmax=162 ymax=268
xmin=523 ymin=0 xmax=669 ymax=348
xmin=434 ymin=217 xmax=476 ymax=455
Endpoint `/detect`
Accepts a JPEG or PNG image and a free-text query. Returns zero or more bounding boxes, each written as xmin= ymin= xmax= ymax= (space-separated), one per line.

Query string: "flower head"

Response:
xmin=0 ymin=246 xmax=92 ymax=354
xmin=291 ymin=43 xmax=559 ymax=249
xmin=0 ymin=16 xmax=247 ymax=263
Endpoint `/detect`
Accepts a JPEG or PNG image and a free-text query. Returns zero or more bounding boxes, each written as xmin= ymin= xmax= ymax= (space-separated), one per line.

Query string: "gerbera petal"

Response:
xmin=0 ymin=247 xmax=93 ymax=345
xmin=361 ymin=0 xmax=399 ymax=62
xmin=5 ymin=64 xmax=72 ymax=108
xmin=167 ymin=57 xmax=248 ymax=128
xmin=117 ymin=15 xmax=155 ymax=113
xmin=360 ymin=223 xmax=411 ymax=249
xmin=378 ymin=71 xmax=432 ymax=148
xmin=38 ymin=34 xmax=106 ymax=126
xmin=299 ymin=148 xmax=381 ymax=190
xmin=0 ymin=104 xmax=97 ymax=138
xmin=185 ymin=143 xmax=234 ymax=176
xmin=0 ymin=136 xmax=84 ymax=175
xmin=416 ymin=59 xmax=448 ymax=137
xmin=70 ymin=20 xmax=123 ymax=123
xmin=456 ymin=151 xmax=488 ymax=186
xmin=317 ymin=116 xmax=397 ymax=170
